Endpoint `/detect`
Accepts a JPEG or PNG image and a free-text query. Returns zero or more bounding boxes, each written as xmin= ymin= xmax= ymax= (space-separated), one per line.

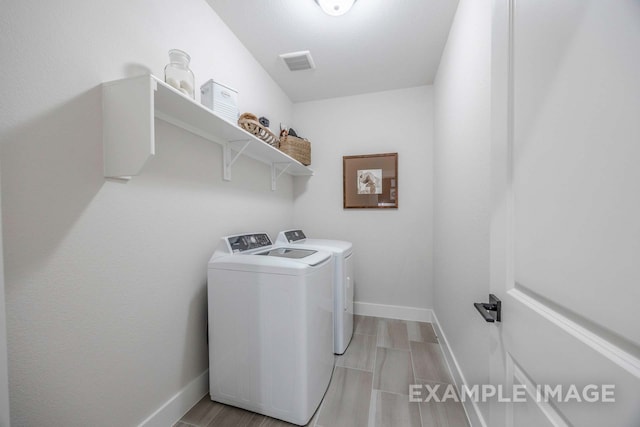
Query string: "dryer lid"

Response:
xmin=300 ymin=239 xmax=352 ymax=255
xmin=277 ymin=230 xmax=352 ymax=256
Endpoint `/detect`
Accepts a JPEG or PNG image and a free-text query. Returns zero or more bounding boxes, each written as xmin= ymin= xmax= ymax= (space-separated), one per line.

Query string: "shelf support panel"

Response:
xmin=103 ymin=75 xmax=157 ymax=179
xmin=271 ymin=162 xmax=292 ymax=191
xmin=223 ymin=140 xmax=252 ymax=181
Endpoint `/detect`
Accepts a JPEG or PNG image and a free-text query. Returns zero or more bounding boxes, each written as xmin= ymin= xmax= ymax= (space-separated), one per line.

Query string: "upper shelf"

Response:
xmin=102 ymin=74 xmax=313 ymax=182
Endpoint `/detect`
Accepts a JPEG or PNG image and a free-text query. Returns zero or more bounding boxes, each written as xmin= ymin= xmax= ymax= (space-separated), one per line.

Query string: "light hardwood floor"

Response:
xmin=176 ymin=315 xmax=470 ymax=427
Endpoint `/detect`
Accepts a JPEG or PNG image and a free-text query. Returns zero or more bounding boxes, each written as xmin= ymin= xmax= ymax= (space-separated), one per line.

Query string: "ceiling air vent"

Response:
xmin=279 ymin=51 xmax=316 ymax=71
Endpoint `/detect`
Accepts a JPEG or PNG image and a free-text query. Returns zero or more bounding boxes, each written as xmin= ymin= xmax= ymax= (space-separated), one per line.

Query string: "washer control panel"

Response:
xmin=228 ymin=233 xmax=272 ymax=253
xmin=284 ymin=229 xmax=306 ymax=243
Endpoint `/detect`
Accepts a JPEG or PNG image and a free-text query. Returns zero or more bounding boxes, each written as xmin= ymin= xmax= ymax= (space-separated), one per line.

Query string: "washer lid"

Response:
xmin=209 ymin=248 xmax=332 ymax=275
xmin=255 ymin=247 xmax=317 ymax=259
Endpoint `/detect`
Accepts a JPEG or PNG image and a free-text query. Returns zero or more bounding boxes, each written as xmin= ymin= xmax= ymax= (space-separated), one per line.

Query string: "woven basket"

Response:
xmin=279 ymin=135 xmax=311 ymax=166
xmin=238 ymin=118 xmax=278 ymax=147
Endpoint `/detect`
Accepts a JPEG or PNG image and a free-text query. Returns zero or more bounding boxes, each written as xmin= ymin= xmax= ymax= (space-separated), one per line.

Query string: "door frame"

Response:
xmin=488 ymin=0 xmax=514 ymax=425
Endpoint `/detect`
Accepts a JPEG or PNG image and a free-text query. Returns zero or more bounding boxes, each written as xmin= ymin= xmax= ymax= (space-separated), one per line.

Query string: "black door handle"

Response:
xmin=474 ymin=294 xmax=501 ymax=322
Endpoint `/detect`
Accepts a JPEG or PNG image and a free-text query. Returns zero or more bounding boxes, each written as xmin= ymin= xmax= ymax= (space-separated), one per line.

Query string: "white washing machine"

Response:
xmin=276 ymin=229 xmax=354 ymax=355
xmin=207 ymin=233 xmax=334 ymax=426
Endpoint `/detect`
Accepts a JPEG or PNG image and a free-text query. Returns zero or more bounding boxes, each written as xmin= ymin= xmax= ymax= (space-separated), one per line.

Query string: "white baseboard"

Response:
xmin=353 ymin=301 xmax=432 ymax=322
xmin=430 ymin=312 xmax=487 ymax=427
xmin=138 ymin=369 xmax=209 ymax=427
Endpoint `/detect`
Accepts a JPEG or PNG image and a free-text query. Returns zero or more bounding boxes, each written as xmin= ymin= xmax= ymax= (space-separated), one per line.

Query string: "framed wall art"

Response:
xmin=343 ymin=153 xmax=398 ymax=209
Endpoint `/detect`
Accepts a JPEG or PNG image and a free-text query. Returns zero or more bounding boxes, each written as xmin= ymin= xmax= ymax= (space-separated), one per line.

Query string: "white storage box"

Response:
xmin=200 ymin=80 xmax=238 ymax=123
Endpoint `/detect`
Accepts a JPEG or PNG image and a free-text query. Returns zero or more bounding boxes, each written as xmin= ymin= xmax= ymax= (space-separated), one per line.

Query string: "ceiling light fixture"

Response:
xmin=314 ymin=0 xmax=357 ymax=17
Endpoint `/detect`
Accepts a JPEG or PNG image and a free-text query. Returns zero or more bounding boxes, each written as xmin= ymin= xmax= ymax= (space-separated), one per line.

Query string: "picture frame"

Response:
xmin=343 ymin=153 xmax=398 ymax=209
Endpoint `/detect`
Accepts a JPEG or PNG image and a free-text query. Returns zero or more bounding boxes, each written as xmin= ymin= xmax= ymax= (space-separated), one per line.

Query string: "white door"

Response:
xmin=489 ymin=0 xmax=640 ymax=426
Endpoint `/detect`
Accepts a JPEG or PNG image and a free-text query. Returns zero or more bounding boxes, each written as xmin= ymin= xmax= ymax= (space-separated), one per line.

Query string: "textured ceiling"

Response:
xmin=206 ymin=0 xmax=459 ymax=102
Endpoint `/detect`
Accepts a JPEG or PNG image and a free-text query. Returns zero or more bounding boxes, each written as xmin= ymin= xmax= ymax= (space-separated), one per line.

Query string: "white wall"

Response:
xmin=292 ymin=87 xmax=433 ymax=310
xmin=433 ymin=0 xmax=492 ymax=424
xmin=0 ymin=0 xmax=295 ymax=425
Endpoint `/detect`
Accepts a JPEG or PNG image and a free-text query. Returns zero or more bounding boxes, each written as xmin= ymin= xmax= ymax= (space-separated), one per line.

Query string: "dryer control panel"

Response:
xmin=284 ymin=229 xmax=306 ymax=243
xmin=228 ymin=233 xmax=272 ymax=253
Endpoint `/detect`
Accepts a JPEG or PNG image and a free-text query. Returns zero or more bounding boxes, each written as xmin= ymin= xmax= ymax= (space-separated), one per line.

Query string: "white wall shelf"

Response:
xmin=102 ymin=74 xmax=313 ymax=189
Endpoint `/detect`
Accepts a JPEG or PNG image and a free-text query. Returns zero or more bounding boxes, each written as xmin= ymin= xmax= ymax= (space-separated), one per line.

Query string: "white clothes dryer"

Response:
xmin=276 ymin=229 xmax=354 ymax=355
xmin=207 ymin=232 xmax=334 ymax=426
